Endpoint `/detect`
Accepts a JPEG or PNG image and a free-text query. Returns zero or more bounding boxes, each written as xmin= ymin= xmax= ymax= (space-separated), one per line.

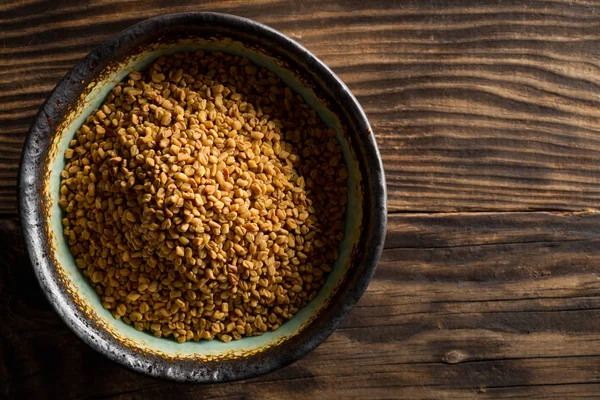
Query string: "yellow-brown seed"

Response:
xmin=59 ymin=50 xmax=347 ymax=343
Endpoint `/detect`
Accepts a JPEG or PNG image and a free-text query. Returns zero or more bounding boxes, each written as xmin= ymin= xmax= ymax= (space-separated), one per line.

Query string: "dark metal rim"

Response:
xmin=18 ymin=12 xmax=387 ymax=383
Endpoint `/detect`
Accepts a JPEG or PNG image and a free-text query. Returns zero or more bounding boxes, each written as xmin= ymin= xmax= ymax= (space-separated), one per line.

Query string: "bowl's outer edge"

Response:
xmin=18 ymin=12 xmax=387 ymax=383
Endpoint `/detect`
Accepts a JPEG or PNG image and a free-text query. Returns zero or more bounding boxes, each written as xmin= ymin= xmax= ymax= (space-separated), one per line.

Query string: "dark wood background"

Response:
xmin=3 ymin=0 xmax=600 ymax=398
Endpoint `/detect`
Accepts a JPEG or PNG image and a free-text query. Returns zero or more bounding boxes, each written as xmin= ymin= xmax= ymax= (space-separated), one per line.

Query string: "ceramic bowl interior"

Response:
xmin=20 ymin=13 xmax=386 ymax=382
xmin=49 ymin=26 xmax=361 ymax=358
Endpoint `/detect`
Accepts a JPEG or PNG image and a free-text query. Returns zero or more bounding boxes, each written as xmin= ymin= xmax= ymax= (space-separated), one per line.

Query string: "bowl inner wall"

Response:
xmin=46 ymin=37 xmax=363 ymax=358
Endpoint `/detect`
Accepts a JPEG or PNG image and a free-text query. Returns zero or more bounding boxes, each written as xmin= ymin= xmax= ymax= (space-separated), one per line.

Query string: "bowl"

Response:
xmin=19 ymin=12 xmax=386 ymax=383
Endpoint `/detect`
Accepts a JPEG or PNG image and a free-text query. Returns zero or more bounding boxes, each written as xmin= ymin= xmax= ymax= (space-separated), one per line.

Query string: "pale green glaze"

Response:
xmin=47 ymin=38 xmax=362 ymax=357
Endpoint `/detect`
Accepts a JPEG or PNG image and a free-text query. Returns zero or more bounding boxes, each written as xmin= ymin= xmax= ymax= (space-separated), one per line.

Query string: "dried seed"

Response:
xmin=59 ymin=50 xmax=347 ymax=343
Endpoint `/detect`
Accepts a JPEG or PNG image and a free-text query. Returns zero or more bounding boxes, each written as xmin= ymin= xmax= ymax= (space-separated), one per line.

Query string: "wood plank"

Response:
xmin=3 ymin=0 xmax=600 ymax=213
xmin=3 ymin=210 xmax=600 ymax=398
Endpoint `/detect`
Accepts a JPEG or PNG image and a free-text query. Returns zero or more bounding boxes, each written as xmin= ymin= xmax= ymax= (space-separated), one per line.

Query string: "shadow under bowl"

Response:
xmin=18 ymin=12 xmax=386 ymax=383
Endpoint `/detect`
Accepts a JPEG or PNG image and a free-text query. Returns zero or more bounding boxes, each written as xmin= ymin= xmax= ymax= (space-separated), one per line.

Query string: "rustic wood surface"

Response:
xmin=3 ymin=0 xmax=600 ymax=398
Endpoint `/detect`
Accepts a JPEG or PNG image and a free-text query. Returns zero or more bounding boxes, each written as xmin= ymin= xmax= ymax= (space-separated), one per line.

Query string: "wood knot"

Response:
xmin=443 ymin=350 xmax=467 ymax=364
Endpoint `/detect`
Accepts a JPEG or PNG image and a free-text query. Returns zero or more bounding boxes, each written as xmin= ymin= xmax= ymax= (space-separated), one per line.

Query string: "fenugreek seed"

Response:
xmin=151 ymin=323 xmax=161 ymax=331
xmin=127 ymin=292 xmax=141 ymax=302
xmin=59 ymin=50 xmax=347 ymax=343
xmin=286 ymin=219 xmax=297 ymax=230
xmin=129 ymin=71 xmax=142 ymax=80
xmin=151 ymin=73 xmax=165 ymax=83
xmin=221 ymin=334 xmax=232 ymax=343
xmin=226 ymin=321 xmax=235 ymax=332
xmin=213 ymin=311 xmax=225 ymax=320
xmin=117 ymin=304 xmax=127 ymax=316
xmin=148 ymin=281 xmax=158 ymax=292
xmin=92 ymin=271 xmax=104 ymax=283
xmin=130 ymin=312 xmax=143 ymax=321
xmin=174 ymin=172 xmax=188 ymax=182
xmin=161 ymin=112 xmax=172 ymax=126
xmin=251 ymin=131 xmax=264 ymax=140
xmin=139 ymin=302 xmax=150 ymax=314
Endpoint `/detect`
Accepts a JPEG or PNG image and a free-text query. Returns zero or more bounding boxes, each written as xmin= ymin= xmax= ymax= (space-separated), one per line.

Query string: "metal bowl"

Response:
xmin=19 ymin=12 xmax=386 ymax=383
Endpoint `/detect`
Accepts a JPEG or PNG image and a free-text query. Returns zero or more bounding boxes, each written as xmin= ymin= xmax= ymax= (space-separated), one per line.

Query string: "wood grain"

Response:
xmin=3 ymin=0 xmax=600 ymax=213
xmin=4 ymin=0 xmax=600 ymax=398
xmin=3 ymin=211 xmax=600 ymax=399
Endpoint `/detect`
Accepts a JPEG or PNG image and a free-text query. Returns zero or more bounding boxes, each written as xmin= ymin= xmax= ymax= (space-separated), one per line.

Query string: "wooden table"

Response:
xmin=3 ymin=0 xmax=600 ymax=398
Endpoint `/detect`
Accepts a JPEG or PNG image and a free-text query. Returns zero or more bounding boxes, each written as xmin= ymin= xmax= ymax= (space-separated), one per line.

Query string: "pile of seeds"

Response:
xmin=59 ymin=51 xmax=348 ymax=343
